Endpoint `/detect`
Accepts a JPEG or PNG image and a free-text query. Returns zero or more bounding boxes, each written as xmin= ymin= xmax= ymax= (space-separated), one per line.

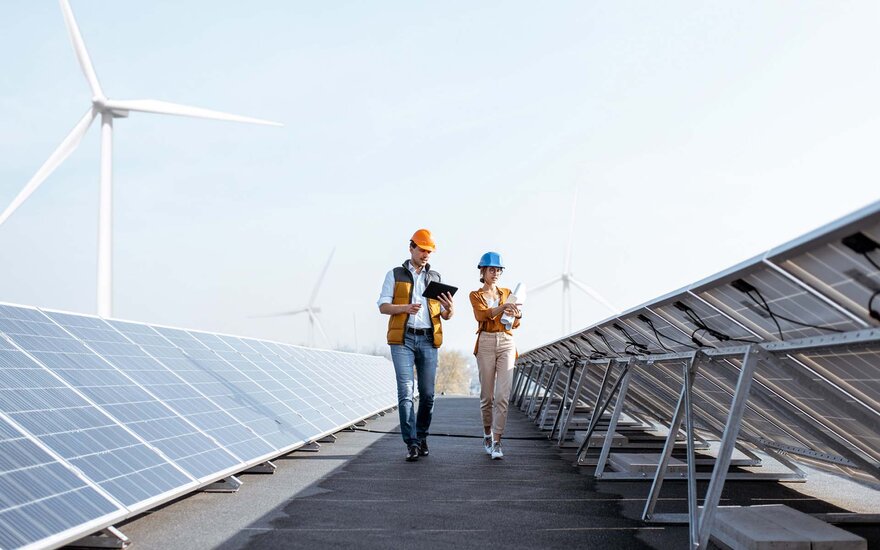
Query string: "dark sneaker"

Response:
xmin=418 ymin=439 xmax=429 ymax=457
xmin=406 ymin=445 xmax=420 ymax=462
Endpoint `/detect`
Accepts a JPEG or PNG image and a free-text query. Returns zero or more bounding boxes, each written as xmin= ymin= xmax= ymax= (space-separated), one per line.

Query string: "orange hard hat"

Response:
xmin=410 ymin=228 xmax=436 ymax=251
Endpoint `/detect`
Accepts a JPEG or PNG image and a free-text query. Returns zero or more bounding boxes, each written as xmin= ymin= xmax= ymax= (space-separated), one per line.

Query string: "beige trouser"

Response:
xmin=476 ymin=331 xmax=516 ymax=438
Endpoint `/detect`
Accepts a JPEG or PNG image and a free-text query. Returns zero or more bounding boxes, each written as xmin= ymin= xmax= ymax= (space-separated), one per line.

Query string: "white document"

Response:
xmin=501 ymin=282 xmax=526 ymax=330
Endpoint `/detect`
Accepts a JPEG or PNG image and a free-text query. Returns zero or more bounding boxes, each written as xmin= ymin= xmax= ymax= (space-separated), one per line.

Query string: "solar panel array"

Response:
xmin=517 ymin=200 xmax=880 ymax=547
xmin=0 ymin=304 xmax=396 ymax=550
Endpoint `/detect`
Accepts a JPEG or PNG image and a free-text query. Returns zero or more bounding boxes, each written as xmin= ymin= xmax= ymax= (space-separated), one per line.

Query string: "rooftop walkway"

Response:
xmin=119 ymin=396 xmax=878 ymax=549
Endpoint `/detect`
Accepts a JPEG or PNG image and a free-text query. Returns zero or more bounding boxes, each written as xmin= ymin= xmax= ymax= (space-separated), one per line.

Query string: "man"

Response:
xmin=377 ymin=229 xmax=454 ymax=462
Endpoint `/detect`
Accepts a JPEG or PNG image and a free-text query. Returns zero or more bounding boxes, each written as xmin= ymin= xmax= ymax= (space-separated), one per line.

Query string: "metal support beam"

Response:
xmin=515 ymin=363 xmax=533 ymax=408
xmin=548 ymin=360 xmax=575 ymax=439
xmin=696 ymin=345 xmax=759 ymax=549
xmin=526 ymin=362 xmax=548 ymax=417
xmin=595 ymin=361 xmax=634 ymax=477
xmin=535 ymin=361 xmax=561 ymax=426
xmin=684 ymin=357 xmax=699 ymax=546
xmin=576 ymin=361 xmax=627 ymax=465
xmin=580 ymin=360 xmax=614 ymax=450
xmin=643 ymin=352 xmax=703 ymax=521
xmin=203 ymin=475 xmax=242 ymax=493
xmin=558 ymin=359 xmax=589 ymax=445
xmin=71 ymin=526 xmax=130 ymax=549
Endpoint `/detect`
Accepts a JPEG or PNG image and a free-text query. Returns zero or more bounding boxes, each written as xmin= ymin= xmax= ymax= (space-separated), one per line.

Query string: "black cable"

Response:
xmin=732 ymin=279 xmax=844 ymax=339
xmin=612 ymin=323 xmax=653 ymax=355
xmin=859 ymin=255 xmax=880 ymax=321
xmin=841 ymin=232 xmax=880 ymax=321
xmin=594 ymin=330 xmax=623 ymax=357
xmin=637 ymin=314 xmax=697 ymax=351
xmin=690 ymin=327 xmax=716 ymax=348
xmin=746 ymin=289 xmax=843 ymax=334
xmin=870 ymin=291 xmax=880 ymax=322
xmin=579 ymin=335 xmax=606 ymax=359
xmin=352 ymin=428 xmax=546 ymax=440
xmin=674 ymin=301 xmax=758 ymax=345
xmin=743 ymin=287 xmax=784 ymax=340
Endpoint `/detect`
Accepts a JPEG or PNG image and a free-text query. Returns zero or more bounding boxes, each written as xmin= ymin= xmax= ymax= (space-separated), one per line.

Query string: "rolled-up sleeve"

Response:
xmin=469 ymin=291 xmax=497 ymax=322
xmin=377 ymin=270 xmax=395 ymax=308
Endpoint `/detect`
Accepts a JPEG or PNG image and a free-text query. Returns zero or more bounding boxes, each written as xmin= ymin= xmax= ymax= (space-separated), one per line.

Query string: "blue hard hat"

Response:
xmin=478 ymin=251 xmax=504 ymax=268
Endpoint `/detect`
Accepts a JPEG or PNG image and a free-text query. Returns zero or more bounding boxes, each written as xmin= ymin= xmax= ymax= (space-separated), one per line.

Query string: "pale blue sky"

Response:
xmin=1 ymin=1 xmax=878 ymax=355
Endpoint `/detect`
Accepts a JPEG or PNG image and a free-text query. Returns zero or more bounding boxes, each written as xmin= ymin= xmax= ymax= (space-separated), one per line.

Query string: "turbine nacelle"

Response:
xmin=91 ymin=97 xmax=128 ymax=118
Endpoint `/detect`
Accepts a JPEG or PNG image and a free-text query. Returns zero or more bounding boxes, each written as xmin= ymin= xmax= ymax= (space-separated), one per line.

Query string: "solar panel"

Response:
xmin=0 ymin=406 xmax=123 ymax=550
xmin=215 ymin=335 xmax=341 ymax=434
xmin=41 ymin=311 xmax=242 ymax=480
xmin=184 ymin=329 xmax=324 ymax=439
xmin=105 ymin=319 xmax=278 ymax=462
xmin=146 ymin=325 xmax=311 ymax=451
xmin=0 ymin=305 xmax=195 ymax=507
xmin=518 ymin=201 xmax=880 ymax=548
xmin=0 ymin=301 xmax=396 ymax=549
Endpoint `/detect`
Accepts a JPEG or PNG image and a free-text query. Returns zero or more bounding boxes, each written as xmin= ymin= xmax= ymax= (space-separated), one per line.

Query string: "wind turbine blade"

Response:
xmin=103 ymin=99 xmax=283 ymax=126
xmin=251 ymin=308 xmax=309 ymax=318
xmin=312 ymin=314 xmax=331 ymax=348
xmin=564 ymin=186 xmax=578 ymax=272
xmin=308 ymin=248 xmax=335 ymax=307
xmin=59 ymin=0 xmax=103 ymax=97
xmin=570 ymin=278 xmax=619 ymax=314
xmin=529 ymin=275 xmax=562 ymax=294
xmin=0 ymin=108 xmax=96 ymax=226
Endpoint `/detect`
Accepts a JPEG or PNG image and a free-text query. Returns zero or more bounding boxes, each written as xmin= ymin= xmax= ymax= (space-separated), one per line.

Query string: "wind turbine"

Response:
xmin=256 ymin=249 xmax=335 ymax=348
xmin=0 ymin=0 xmax=282 ymax=318
xmin=530 ymin=187 xmax=618 ymax=335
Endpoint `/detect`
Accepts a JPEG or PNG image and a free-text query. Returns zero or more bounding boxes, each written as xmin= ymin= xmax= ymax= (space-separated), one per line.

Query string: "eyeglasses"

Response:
xmin=486 ymin=267 xmax=503 ymax=274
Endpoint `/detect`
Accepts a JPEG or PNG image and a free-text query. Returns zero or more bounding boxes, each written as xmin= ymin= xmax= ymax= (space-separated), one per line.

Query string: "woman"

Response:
xmin=469 ymin=251 xmax=521 ymax=459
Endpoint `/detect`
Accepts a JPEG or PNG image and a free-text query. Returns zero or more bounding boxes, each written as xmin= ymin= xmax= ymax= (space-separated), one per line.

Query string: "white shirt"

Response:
xmin=377 ymin=261 xmax=432 ymax=329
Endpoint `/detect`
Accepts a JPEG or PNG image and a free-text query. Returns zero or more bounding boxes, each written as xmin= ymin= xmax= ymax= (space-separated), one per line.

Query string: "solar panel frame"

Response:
xmin=0 ymin=305 xmax=199 ymax=510
xmin=146 ymin=325 xmax=312 ymax=452
xmin=39 ymin=310 xmax=244 ymax=482
xmin=103 ymin=319 xmax=280 ymax=466
xmin=183 ymin=330 xmax=325 ymax=438
xmin=0 ymin=300 xmax=398 ymax=550
xmin=0 ymin=409 xmax=126 ymax=550
xmin=520 ymin=201 xmax=880 ymax=483
xmin=215 ymin=335 xmax=342 ymax=434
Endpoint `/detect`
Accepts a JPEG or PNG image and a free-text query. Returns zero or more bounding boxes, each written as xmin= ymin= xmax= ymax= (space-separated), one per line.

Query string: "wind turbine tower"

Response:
xmin=0 ymin=0 xmax=282 ymax=318
xmin=530 ymin=187 xmax=618 ymax=335
xmin=256 ymin=248 xmax=336 ymax=348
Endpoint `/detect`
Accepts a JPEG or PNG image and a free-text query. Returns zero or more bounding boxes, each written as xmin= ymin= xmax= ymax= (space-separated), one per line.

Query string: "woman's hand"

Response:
xmin=502 ymin=302 xmax=521 ymax=316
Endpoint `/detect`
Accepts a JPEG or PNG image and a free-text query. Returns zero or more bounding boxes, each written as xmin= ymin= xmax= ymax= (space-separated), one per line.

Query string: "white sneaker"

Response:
xmin=483 ymin=434 xmax=493 ymax=455
xmin=491 ymin=441 xmax=504 ymax=460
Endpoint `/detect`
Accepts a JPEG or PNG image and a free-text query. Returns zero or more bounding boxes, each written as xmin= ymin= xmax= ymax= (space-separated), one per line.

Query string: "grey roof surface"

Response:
xmin=118 ymin=396 xmax=879 ymax=549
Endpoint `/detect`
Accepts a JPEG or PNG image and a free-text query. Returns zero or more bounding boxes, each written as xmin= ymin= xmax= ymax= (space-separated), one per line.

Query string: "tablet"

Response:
xmin=422 ymin=281 xmax=458 ymax=300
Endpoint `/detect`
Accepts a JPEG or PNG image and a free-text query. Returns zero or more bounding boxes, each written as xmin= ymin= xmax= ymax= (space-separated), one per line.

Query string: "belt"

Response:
xmin=406 ymin=327 xmax=432 ymax=336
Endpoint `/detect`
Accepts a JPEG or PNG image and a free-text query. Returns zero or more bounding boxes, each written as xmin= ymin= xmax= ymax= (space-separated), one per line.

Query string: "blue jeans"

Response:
xmin=390 ymin=332 xmax=438 ymax=446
